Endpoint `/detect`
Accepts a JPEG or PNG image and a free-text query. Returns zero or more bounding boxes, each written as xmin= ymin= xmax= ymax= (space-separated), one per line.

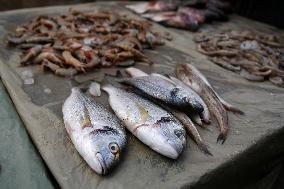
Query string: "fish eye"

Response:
xmin=109 ymin=142 xmax=119 ymax=154
xmin=174 ymin=129 xmax=183 ymax=138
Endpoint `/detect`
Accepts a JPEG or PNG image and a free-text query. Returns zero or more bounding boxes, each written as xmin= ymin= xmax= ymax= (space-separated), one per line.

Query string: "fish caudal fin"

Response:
xmin=217 ymin=132 xmax=227 ymax=144
xmin=197 ymin=142 xmax=213 ymax=156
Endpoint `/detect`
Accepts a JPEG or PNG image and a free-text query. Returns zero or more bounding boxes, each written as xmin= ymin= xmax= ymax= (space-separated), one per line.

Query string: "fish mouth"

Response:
xmin=95 ymin=152 xmax=107 ymax=175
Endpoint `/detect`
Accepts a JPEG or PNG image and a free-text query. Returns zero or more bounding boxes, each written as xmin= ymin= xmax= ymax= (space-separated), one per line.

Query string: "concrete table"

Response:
xmin=0 ymin=2 xmax=283 ymax=189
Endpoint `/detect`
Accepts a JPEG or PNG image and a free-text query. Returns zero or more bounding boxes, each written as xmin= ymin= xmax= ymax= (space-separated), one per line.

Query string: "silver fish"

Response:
xmin=62 ymin=88 xmax=127 ymax=174
xmin=102 ymin=84 xmax=186 ymax=159
xmin=122 ymin=73 xmax=204 ymax=114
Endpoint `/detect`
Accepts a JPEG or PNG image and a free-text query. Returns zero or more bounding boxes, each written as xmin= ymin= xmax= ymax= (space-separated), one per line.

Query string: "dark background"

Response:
xmin=0 ymin=0 xmax=283 ymax=29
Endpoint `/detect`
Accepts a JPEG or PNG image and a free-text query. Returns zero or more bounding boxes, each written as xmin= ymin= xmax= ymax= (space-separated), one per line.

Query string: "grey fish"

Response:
xmin=102 ymin=84 xmax=186 ymax=159
xmin=122 ymin=71 xmax=204 ymax=114
xmin=62 ymin=88 xmax=127 ymax=174
xmin=176 ymin=63 xmax=232 ymax=143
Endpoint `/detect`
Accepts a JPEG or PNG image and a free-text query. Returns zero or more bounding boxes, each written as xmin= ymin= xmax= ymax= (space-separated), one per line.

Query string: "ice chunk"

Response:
xmin=88 ymin=82 xmax=101 ymax=97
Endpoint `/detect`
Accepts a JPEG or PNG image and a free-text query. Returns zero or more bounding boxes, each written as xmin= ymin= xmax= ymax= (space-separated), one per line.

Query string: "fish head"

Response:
xmin=136 ymin=117 xmax=186 ymax=159
xmin=171 ymin=87 xmax=204 ymax=113
xmin=156 ymin=117 xmax=186 ymax=158
xmin=84 ymin=127 xmax=126 ymax=174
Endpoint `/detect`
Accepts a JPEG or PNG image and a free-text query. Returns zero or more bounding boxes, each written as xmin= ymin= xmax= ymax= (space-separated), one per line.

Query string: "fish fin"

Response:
xmin=151 ymin=73 xmax=177 ymax=85
xmin=223 ymin=104 xmax=244 ymax=115
xmin=217 ymin=132 xmax=227 ymax=144
xmin=197 ymin=142 xmax=213 ymax=156
xmin=103 ymin=72 xmax=125 ymax=85
xmin=68 ymin=78 xmax=90 ymax=92
xmin=125 ymin=67 xmax=149 ymax=77
xmin=103 ymin=69 xmax=123 ymax=78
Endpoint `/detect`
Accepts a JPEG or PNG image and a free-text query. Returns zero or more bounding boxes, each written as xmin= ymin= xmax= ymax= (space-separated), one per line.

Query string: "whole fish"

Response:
xmin=125 ymin=67 xmax=209 ymax=124
xmin=62 ymin=88 xmax=127 ymax=174
xmin=102 ymin=84 xmax=186 ymax=159
xmin=121 ymin=72 xmax=204 ymax=115
xmin=176 ymin=63 xmax=231 ymax=143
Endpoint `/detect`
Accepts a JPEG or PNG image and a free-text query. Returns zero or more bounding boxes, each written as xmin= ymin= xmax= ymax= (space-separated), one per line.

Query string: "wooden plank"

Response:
xmin=0 ymin=2 xmax=283 ymax=189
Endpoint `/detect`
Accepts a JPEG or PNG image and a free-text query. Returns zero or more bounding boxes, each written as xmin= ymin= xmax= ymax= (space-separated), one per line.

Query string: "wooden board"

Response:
xmin=0 ymin=2 xmax=284 ymax=189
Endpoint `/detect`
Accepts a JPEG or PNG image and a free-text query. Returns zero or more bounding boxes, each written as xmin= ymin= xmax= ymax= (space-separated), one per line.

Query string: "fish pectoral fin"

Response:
xmin=81 ymin=119 xmax=93 ymax=129
xmin=136 ymin=103 xmax=149 ymax=123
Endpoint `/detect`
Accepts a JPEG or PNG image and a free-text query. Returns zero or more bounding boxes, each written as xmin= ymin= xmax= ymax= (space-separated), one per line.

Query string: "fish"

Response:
xmin=126 ymin=1 xmax=177 ymax=14
xmin=102 ymin=84 xmax=186 ymax=159
xmin=176 ymin=63 xmax=231 ymax=143
xmin=121 ymin=72 xmax=204 ymax=115
xmin=62 ymin=88 xmax=127 ymax=174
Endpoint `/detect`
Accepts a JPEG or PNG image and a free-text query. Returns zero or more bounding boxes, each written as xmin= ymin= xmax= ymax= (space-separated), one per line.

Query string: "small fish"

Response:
xmin=102 ymin=85 xmax=186 ymax=159
xmin=121 ymin=73 xmax=204 ymax=114
xmin=176 ymin=63 xmax=230 ymax=143
xmin=62 ymin=88 xmax=127 ymax=174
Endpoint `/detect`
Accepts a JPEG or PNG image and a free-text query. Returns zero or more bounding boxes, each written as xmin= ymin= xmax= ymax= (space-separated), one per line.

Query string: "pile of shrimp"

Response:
xmin=7 ymin=9 xmax=167 ymax=77
xmin=194 ymin=30 xmax=284 ymax=87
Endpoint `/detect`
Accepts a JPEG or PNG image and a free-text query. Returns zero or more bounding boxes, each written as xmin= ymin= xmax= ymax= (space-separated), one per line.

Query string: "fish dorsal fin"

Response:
xmin=150 ymin=73 xmax=178 ymax=86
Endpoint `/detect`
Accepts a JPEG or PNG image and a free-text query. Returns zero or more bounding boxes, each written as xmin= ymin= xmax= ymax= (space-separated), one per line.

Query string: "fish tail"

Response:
xmin=196 ymin=141 xmax=213 ymax=156
xmin=216 ymin=132 xmax=227 ymax=144
xmin=225 ymin=105 xmax=244 ymax=115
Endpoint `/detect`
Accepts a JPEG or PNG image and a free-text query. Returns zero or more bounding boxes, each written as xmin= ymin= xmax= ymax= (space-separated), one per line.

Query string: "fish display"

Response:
xmin=102 ymin=84 xmax=186 ymax=159
xmin=60 ymin=62 xmax=243 ymax=173
xmin=7 ymin=9 xmax=168 ymax=77
xmin=194 ymin=30 xmax=284 ymax=87
xmin=62 ymin=88 xmax=127 ymax=174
